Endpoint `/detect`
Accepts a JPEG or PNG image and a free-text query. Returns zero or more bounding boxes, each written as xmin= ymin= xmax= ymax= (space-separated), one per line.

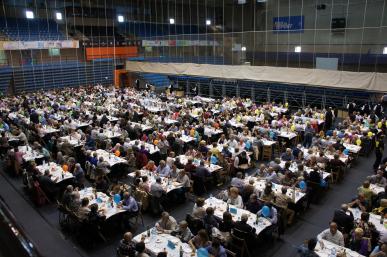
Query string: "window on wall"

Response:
xmin=48 ymin=48 xmax=60 ymax=56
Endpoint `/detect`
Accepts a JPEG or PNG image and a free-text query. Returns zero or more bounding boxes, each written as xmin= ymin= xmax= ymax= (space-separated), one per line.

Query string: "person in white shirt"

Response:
xmin=227 ymin=187 xmax=244 ymax=208
xmin=228 ymin=136 xmax=238 ymax=149
xmin=317 ymin=222 xmax=345 ymax=247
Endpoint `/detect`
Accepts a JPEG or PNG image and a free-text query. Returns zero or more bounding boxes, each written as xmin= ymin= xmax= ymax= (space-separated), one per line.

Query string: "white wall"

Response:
xmin=260 ymin=0 xmax=387 ymax=54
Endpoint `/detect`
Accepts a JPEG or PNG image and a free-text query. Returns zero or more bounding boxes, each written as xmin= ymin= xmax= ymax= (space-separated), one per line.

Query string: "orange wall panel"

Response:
xmin=86 ymin=46 xmax=138 ymax=60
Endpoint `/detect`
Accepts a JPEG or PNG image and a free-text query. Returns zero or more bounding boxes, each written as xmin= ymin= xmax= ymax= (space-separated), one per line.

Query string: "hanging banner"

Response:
xmin=273 ymin=16 xmax=304 ymax=33
xmin=0 ymin=40 xmax=79 ymax=50
xmin=142 ymin=40 xmax=219 ymax=47
xmin=82 ymin=40 xmax=142 ymax=47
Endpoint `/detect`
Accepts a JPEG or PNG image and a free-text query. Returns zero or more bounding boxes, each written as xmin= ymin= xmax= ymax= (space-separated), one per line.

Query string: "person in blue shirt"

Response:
xmin=89 ymin=152 xmax=98 ymax=166
xmin=0 ymin=118 xmax=10 ymax=132
xmin=297 ymin=237 xmax=319 ymax=257
xmin=156 ymin=160 xmax=171 ymax=177
xmin=205 ymin=238 xmax=227 ymax=257
xmin=281 ymin=148 xmax=294 ymax=162
xmin=370 ymin=243 xmax=387 ymax=257
xmin=221 ymin=145 xmax=232 ymax=159
xmin=85 ymin=134 xmax=96 ymax=150
xmin=120 ymin=192 xmax=138 ymax=213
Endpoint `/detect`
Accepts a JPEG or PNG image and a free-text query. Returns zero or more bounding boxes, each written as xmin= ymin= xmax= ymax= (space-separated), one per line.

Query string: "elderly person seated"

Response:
xmin=234 ymin=213 xmax=256 ymax=237
xmin=256 ymin=164 xmax=268 ymax=178
xmin=77 ymin=197 xmax=91 ymax=220
xmin=274 ymin=186 xmax=295 ymax=225
xmin=96 ymin=156 xmax=110 ymax=175
xmin=349 ymin=228 xmax=371 ymax=256
xmin=203 ymin=207 xmax=219 ymax=234
xmin=257 ymin=203 xmax=278 ymax=225
xmin=171 ymin=220 xmax=193 ymax=243
xmin=269 ymin=158 xmax=282 ymax=172
xmin=227 ymin=187 xmax=244 ymax=208
xmin=357 ymin=180 xmax=375 ymax=209
xmin=189 ymin=229 xmax=211 ymax=251
xmin=156 ymin=160 xmax=171 ymax=178
xmin=317 ymin=222 xmax=345 ymax=247
xmin=368 ymin=170 xmax=387 ymax=187
xmin=192 ymin=197 xmax=206 ymax=219
xmin=143 ymin=160 xmax=157 ymax=172
xmin=373 ymin=199 xmax=387 ymax=216
xmin=119 ymin=191 xmax=138 ymax=213
xmin=155 ymin=212 xmax=177 ymax=234
xmin=264 ymin=167 xmax=280 ymax=184
xmin=245 ymin=194 xmax=262 ymax=214
xmin=117 ymin=232 xmax=136 ymax=257
xmin=205 ymin=238 xmax=227 ymax=257
xmin=259 ymin=182 xmax=276 ymax=203
xmin=230 ymin=172 xmax=245 ymax=191
xmin=297 ymin=238 xmax=319 ymax=257
xmin=281 ymin=148 xmax=294 ymax=162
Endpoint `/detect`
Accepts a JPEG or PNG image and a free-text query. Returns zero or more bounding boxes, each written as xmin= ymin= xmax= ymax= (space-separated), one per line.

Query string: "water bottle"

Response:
xmin=147 ymin=226 xmax=150 ymax=237
xmin=151 ymin=227 xmax=157 ymax=239
xmin=330 ymin=247 xmax=336 ymax=257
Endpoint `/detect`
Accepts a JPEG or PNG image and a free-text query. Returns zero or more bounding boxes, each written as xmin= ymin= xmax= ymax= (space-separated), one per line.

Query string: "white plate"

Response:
xmin=184 ymin=248 xmax=192 ymax=253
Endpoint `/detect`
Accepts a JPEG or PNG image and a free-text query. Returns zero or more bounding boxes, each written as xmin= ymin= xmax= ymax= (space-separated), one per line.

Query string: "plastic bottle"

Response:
xmin=147 ymin=226 xmax=150 ymax=237
xmin=330 ymin=247 xmax=336 ymax=257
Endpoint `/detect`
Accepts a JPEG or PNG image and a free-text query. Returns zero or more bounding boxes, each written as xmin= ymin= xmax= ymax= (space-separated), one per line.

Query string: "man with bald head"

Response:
xmin=317 ymin=222 xmax=345 ymax=246
xmin=117 ymin=232 xmax=136 ymax=257
xmin=332 ymin=204 xmax=354 ymax=236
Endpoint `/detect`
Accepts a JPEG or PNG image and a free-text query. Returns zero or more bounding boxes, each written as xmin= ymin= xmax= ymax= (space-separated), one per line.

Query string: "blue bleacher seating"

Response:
xmin=0 ymin=17 xmax=65 ymax=41
xmin=118 ymin=22 xmax=205 ymax=38
xmin=139 ymin=73 xmax=170 ymax=88
xmin=6 ymin=61 xmax=113 ymax=94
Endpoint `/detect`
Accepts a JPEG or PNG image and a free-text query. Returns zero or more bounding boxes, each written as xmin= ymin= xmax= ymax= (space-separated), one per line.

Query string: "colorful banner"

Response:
xmin=142 ymin=40 xmax=219 ymax=47
xmin=273 ymin=16 xmax=304 ymax=33
xmin=0 ymin=40 xmax=79 ymax=50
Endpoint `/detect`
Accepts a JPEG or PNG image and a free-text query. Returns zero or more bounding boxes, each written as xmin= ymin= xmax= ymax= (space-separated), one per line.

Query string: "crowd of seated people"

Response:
xmin=298 ymin=148 xmax=387 ymax=257
xmin=0 ymin=84 xmax=386 ymax=256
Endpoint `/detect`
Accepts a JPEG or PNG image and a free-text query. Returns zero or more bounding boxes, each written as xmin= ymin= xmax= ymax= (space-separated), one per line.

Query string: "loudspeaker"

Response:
xmin=331 ymin=18 xmax=346 ymax=32
xmin=316 ymin=4 xmax=326 ymax=10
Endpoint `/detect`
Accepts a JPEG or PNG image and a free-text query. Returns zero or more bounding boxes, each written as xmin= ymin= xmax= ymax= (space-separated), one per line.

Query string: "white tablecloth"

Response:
xmin=36 ymin=162 xmax=73 ymax=183
xmin=128 ymin=170 xmax=183 ymax=193
xmin=177 ymin=155 xmax=222 ymax=173
xmin=79 ymin=187 xmax=126 ymax=219
xmin=349 ymin=207 xmax=386 ymax=233
xmin=93 ymin=149 xmax=128 ymax=167
xmin=129 ymin=140 xmax=160 ymax=155
xmin=245 ymin=176 xmax=305 ymax=203
xmin=204 ymin=197 xmax=272 ymax=236
xmin=133 ymin=230 xmax=194 ymax=257
xmin=315 ymin=239 xmax=364 ymax=257
xmin=18 ymin=145 xmax=44 ymax=162
xmin=59 ymin=136 xmax=84 ymax=147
